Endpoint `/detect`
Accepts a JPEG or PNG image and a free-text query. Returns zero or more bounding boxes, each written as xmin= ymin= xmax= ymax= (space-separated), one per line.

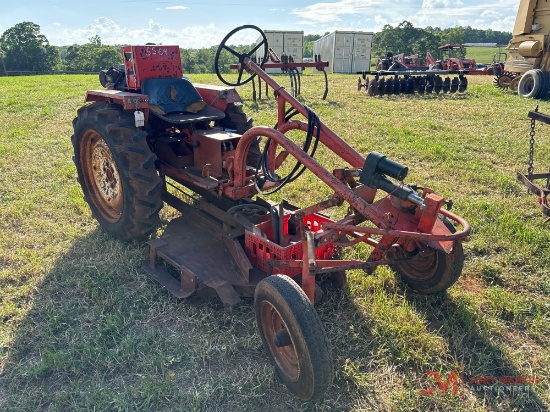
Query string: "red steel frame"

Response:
xmin=84 ymin=53 xmax=471 ymax=304
xmin=213 ymin=57 xmax=471 ymax=302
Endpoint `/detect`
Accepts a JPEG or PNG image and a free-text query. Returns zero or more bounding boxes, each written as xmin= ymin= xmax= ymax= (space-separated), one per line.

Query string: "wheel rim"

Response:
xmin=259 ymin=301 xmax=299 ymax=382
xmin=393 ymin=247 xmax=439 ymax=282
xmin=81 ymin=129 xmax=123 ymax=223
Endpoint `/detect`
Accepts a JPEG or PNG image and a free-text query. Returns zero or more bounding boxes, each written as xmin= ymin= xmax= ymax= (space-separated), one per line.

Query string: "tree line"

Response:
xmin=370 ymin=21 xmax=512 ymax=60
xmin=0 ymin=21 xmax=512 ymax=75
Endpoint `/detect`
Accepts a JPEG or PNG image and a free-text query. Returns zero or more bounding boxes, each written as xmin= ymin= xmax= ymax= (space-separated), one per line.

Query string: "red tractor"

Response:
xmin=72 ymin=25 xmax=470 ymax=401
xmin=426 ymin=44 xmax=497 ymax=75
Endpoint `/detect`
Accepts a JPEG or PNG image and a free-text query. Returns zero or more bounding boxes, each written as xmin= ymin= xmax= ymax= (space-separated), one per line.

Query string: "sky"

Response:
xmin=0 ymin=0 xmax=520 ymax=48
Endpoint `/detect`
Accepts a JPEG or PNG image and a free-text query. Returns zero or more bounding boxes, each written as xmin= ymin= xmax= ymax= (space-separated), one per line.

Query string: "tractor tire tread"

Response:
xmin=133 ymin=130 xmax=148 ymax=142
xmin=72 ymin=102 xmax=163 ymax=242
xmin=141 ymin=154 xmax=157 ymax=169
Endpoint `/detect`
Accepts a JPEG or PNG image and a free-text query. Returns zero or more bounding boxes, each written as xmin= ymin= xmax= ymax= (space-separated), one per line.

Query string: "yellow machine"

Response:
xmin=494 ymin=0 xmax=550 ymax=97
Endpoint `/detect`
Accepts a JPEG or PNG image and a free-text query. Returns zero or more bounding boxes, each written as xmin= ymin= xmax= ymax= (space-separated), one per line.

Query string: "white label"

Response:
xmin=134 ymin=110 xmax=145 ymax=127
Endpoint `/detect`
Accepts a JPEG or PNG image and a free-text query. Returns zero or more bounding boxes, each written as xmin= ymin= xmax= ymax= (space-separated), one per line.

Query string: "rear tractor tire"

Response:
xmin=71 ymin=102 xmax=163 ymax=242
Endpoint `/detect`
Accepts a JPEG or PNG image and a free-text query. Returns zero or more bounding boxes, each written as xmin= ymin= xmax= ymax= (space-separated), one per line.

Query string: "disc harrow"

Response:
xmin=358 ymin=69 xmax=468 ymax=97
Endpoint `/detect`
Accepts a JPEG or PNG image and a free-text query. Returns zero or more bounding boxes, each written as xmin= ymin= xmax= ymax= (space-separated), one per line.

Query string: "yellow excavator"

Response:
xmin=494 ymin=0 xmax=550 ymax=98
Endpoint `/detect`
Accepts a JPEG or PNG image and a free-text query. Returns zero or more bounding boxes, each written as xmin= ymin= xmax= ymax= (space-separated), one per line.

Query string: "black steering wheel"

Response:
xmin=215 ymin=25 xmax=268 ymax=86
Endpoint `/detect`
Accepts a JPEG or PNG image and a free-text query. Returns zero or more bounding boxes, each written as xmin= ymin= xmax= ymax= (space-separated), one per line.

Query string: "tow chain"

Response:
xmin=528 ymin=116 xmax=536 ymax=180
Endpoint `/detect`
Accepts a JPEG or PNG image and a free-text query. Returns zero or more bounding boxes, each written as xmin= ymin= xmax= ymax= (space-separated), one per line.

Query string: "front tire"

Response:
xmin=254 ymin=275 xmax=333 ymax=401
xmin=72 ymin=102 xmax=163 ymax=241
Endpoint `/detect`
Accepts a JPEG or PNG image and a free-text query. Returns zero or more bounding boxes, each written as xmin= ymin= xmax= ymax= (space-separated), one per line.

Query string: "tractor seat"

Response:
xmin=141 ymin=78 xmax=225 ymax=124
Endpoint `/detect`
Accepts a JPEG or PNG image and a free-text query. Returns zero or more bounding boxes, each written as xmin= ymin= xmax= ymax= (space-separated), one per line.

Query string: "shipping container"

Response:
xmin=313 ymin=31 xmax=373 ymax=73
xmin=256 ymin=30 xmax=304 ymax=74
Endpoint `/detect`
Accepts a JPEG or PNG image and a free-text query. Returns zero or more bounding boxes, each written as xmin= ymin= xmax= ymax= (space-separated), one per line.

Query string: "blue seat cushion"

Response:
xmin=142 ymin=78 xmax=206 ymax=114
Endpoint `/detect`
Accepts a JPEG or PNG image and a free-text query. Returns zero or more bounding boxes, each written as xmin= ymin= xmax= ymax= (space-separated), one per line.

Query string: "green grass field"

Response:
xmin=465 ymin=47 xmax=506 ymax=65
xmin=1 ymin=72 xmax=549 ymax=411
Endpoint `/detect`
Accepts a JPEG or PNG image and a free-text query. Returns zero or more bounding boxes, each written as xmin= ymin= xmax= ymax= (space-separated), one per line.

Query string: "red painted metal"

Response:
xmin=194 ymin=83 xmax=243 ymax=112
xmin=122 ymin=45 xmax=182 ymax=89
xmin=222 ymin=55 xmax=470 ymax=301
xmin=230 ymin=61 xmax=329 ymax=71
xmin=84 ymin=90 xmax=150 ymax=123
xmin=84 ymin=37 xmax=472 ymax=306
xmin=417 ymin=193 xmax=445 ymax=233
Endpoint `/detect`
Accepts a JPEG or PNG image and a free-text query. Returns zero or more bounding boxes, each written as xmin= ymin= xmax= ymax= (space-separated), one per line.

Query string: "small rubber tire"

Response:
xmin=72 ymin=102 xmax=163 ymax=241
xmin=254 ymin=275 xmax=333 ymax=401
xmin=390 ymin=243 xmax=464 ymax=294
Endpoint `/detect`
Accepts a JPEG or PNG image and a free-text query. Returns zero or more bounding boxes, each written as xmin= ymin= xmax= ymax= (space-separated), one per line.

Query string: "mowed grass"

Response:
xmin=1 ymin=72 xmax=549 ymax=411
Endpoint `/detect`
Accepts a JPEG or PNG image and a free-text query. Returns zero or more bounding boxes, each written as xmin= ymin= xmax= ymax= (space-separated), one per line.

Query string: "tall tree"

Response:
xmin=62 ymin=36 xmax=121 ymax=72
xmin=0 ymin=22 xmax=61 ymax=71
xmin=372 ymin=21 xmax=440 ymax=59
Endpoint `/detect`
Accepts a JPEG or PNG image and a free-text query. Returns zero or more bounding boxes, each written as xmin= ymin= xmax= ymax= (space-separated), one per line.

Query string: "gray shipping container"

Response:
xmin=256 ymin=30 xmax=304 ymax=74
xmin=313 ymin=31 xmax=373 ymax=73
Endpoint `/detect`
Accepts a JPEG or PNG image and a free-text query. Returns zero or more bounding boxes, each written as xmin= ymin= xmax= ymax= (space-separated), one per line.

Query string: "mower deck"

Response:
xmin=142 ymin=216 xmax=247 ymax=306
xmin=142 ymin=190 xmax=273 ymax=306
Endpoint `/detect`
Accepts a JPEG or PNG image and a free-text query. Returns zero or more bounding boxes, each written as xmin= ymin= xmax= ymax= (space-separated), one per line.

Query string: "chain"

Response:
xmin=528 ymin=117 xmax=536 ymax=180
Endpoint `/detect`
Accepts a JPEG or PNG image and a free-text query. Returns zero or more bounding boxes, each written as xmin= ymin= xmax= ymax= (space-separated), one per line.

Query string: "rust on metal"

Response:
xmin=80 ymin=129 xmax=123 ymax=223
xmin=139 ymin=28 xmax=471 ymax=307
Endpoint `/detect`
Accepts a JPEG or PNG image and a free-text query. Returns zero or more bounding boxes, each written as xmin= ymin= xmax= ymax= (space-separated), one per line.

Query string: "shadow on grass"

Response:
xmin=316 ymin=270 xmax=548 ymax=412
xmin=0 ymin=229 xmax=275 ymax=411
xmin=407 ymin=291 xmax=548 ymax=411
xmin=0 ymin=229 xmax=376 ymax=411
xmin=3 ymin=225 xmax=545 ymax=411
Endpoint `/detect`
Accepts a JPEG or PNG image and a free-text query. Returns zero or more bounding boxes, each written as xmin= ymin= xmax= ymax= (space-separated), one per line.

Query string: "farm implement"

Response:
xmin=72 ymin=25 xmax=471 ymax=401
xmin=493 ymin=0 xmax=550 ymax=98
xmin=235 ymin=44 xmax=330 ymax=101
xmin=426 ymin=44 xmax=500 ymax=75
xmin=517 ymin=107 xmax=550 ymax=218
xmin=358 ymin=69 xmax=469 ymax=96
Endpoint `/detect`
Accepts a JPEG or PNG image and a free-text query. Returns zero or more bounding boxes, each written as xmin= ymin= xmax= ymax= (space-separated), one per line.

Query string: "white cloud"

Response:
xmin=421 ymin=0 xmax=463 ymax=9
xmin=374 ymin=15 xmax=388 ymax=28
xmin=53 ymin=22 xmax=61 ymax=27
xmin=48 ymin=17 xmax=227 ymax=48
xmin=480 ymin=10 xmax=501 ymax=18
xmin=291 ymin=0 xmax=517 ymax=34
xmin=291 ymin=0 xmax=379 ymax=23
xmin=165 ymin=6 xmax=188 ymax=10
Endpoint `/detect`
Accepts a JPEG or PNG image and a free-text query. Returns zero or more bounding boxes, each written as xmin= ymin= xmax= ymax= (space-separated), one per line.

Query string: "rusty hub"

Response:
xmin=392 ymin=246 xmax=439 ymax=281
xmin=259 ymin=301 xmax=299 ymax=382
xmin=81 ymin=130 xmax=123 ymax=223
